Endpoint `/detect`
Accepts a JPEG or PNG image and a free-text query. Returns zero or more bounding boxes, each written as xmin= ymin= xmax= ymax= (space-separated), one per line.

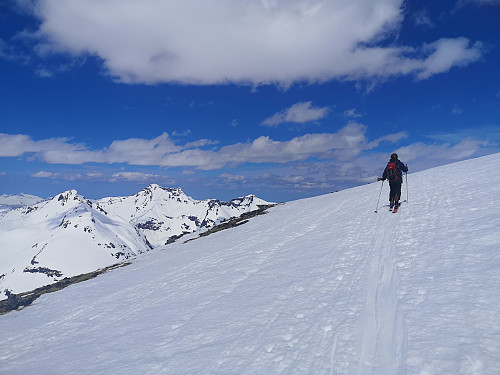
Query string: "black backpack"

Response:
xmin=386 ymin=161 xmax=402 ymax=182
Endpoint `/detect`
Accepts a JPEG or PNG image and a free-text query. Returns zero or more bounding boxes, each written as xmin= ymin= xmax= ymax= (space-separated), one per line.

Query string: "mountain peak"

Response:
xmin=142 ymin=184 xmax=185 ymax=195
xmin=52 ymin=189 xmax=82 ymax=206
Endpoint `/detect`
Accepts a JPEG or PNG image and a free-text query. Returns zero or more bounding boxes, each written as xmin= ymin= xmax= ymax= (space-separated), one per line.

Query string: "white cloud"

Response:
xmin=31 ymin=171 xmax=60 ymax=178
xmin=412 ymin=10 xmax=433 ymax=29
xmin=416 ymin=38 xmax=483 ymax=80
xmin=35 ymin=67 xmax=54 ymax=78
xmin=36 ymin=132 xmax=181 ymax=165
xmin=10 ymin=128 xmax=493 ymax=178
xmin=225 ymin=160 xmax=376 ymax=193
xmin=220 ymin=173 xmax=246 ymax=183
xmin=110 ymin=172 xmax=163 ymax=182
xmin=31 ymin=169 xmax=168 ymax=183
xmin=85 ymin=172 xmax=104 ymax=179
xmin=26 ymin=0 xmax=483 ymax=86
xmin=31 ymin=170 xmax=85 ymax=180
xmin=280 ymin=175 xmax=306 ymax=184
xmin=367 ymin=131 xmax=408 ymax=149
xmin=1 ymin=124 xmax=405 ymax=169
xmin=172 ymin=130 xmax=192 ymax=137
xmin=344 ymin=108 xmax=363 ymax=118
xmin=157 ymin=122 xmax=405 ymax=168
xmin=394 ymin=138 xmax=489 ymax=165
xmin=12 ymin=0 xmax=37 ymax=14
xmin=262 ymin=102 xmax=329 ymax=127
xmin=457 ymin=0 xmax=500 ymax=7
xmin=0 ymin=133 xmax=76 ymax=157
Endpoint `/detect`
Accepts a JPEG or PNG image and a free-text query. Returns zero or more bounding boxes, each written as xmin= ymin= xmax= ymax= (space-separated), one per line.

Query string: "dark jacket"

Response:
xmin=382 ymin=158 xmax=408 ymax=183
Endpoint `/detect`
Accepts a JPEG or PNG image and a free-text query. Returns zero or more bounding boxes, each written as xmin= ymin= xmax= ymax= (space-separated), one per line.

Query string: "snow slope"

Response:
xmin=1 ymin=153 xmax=499 ymax=374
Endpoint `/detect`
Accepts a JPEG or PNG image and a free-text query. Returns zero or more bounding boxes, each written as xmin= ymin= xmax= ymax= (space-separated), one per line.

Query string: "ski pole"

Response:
xmin=405 ymin=172 xmax=408 ymax=203
xmin=375 ymin=180 xmax=384 ymax=213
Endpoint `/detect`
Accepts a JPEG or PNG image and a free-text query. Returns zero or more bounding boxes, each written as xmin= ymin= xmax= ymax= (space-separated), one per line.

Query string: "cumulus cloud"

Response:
xmin=31 ymin=171 xmax=84 ymax=180
xmin=1 ymin=124 xmax=405 ymax=169
xmin=174 ymin=122 xmax=385 ymax=168
xmin=262 ymin=102 xmax=330 ymax=127
xmin=8 ymin=127 xmax=492 ymax=178
xmin=394 ymin=138 xmax=489 ymax=165
xmin=415 ymin=38 xmax=483 ymax=80
xmin=24 ymin=0 xmax=483 ymax=86
xmin=0 ymin=133 xmax=76 ymax=157
xmin=7 ymin=127 xmax=491 ymax=176
xmin=37 ymin=132 xmax=181 ymax=164
xmin=31 ymin=169 xmax=168 ymax=183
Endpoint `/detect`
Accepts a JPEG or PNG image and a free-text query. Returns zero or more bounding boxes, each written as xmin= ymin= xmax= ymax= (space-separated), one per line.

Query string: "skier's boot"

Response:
xmin=389 ymin=198 xmax=394 ymax=210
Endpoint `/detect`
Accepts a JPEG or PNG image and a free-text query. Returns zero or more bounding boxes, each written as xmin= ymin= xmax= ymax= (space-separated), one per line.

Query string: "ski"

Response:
xmin=393 ymin=204 xmax=399 ymax=213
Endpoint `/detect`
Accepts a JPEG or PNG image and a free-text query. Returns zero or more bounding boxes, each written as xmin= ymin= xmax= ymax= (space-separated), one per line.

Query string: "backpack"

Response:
xmin=386 ymin=161 xmax=401 ymax=182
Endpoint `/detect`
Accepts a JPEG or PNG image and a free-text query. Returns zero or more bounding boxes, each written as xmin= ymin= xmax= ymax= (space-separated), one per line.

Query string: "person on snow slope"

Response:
xmin=378 ymin=153 xmax=408 ymax=210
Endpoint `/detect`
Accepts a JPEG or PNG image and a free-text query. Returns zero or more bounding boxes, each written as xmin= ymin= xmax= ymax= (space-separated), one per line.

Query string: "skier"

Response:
xmin=378 ymin=153 xmax=408 ymax=210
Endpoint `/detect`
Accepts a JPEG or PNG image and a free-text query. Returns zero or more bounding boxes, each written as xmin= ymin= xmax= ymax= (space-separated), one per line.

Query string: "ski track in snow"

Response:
xmin=356 ymin=209 xmax=406 ymax=375
xmin=1 ymin=154 xmax=500 ymax=374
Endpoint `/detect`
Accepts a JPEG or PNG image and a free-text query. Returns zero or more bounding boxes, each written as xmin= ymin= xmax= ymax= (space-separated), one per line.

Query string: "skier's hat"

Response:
xmin=390 ymin=153 xmax=398 ymax=159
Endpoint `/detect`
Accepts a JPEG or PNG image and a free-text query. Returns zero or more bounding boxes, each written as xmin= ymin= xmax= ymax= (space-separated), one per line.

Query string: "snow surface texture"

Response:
xmin=0 ymin=185 xmax=270 ymax=299
xmin=1 ymin=154 xmax=499 ymax=374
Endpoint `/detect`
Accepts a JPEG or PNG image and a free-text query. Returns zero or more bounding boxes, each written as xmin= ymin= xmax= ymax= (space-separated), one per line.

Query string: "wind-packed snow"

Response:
xmin=1 ymin=154 xmax=499 ymax=374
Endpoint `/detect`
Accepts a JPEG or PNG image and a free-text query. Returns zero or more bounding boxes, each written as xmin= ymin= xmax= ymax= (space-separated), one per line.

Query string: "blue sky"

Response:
xmin=1 ymin=0 xmax=499 ymax=202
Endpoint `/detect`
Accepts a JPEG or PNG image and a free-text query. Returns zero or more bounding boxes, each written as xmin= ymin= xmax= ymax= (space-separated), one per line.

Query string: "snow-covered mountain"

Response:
xmin=0 ymin=154 xmax=499 ymax=375
xmin=0 ymin=193 xmax=44 ymax=217
xmin=96 ymin=184 xmax=270 ymax=247
xmin=0 ymin=185 xmax=272 ymax=299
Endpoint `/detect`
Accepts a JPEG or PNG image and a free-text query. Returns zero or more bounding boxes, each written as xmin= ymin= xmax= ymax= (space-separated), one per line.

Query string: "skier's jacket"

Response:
xmin=382 ymin=158 xmax=408 ymax=183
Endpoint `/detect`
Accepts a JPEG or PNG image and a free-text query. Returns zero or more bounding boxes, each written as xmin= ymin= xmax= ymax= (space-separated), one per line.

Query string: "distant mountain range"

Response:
xmin=0 ymin=185 xmax=272 ymax=299
xmin=0 ymin=193 xmax=45 ymax=216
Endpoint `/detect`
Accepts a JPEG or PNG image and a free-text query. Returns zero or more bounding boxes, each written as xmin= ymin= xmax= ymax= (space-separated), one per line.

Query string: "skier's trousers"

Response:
xmin=389 ymin=181 xmax=402 ymax=203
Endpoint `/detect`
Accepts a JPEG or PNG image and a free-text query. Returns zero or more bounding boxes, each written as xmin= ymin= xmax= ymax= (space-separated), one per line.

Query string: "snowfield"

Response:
xmin=1 ymin=153 xmax=499 ymax=374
